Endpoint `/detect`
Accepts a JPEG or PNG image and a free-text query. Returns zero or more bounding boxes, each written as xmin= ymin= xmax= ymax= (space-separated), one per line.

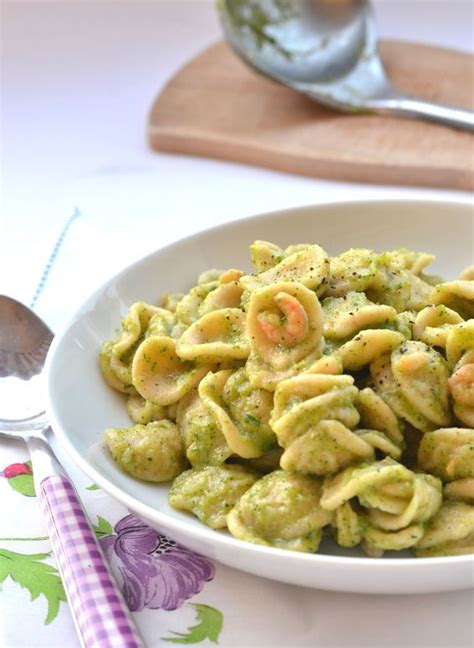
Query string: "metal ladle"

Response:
xmin=218 ymin=0 xmax=474 ymax=131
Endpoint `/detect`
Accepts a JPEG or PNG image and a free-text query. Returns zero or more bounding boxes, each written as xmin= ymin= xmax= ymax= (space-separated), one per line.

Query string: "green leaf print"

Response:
xmin=8 ymin=474 xmax=36 ymax=497
xmin=86 ymin=483 xmax=100 ymax=491
xmin=92 ymin=515 xmax=113 ymax=538
xmin=162 ymin=603 xmax=223 ymax=644
xmin=0 ymin=549 xmax=66 ymax=624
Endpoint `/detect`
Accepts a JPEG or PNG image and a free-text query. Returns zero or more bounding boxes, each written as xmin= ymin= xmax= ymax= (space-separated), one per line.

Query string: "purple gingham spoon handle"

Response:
xmin=39 ymin=474 xmax=144 ymax=648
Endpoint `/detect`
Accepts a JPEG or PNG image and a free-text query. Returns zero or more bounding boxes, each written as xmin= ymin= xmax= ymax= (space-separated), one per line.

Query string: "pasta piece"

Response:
xmin=219 ymin=268 xmax=245 ymax=284
xmin=199 ymin=369 xmax=276 ymax=458
xmin=445 ymin=321 xmax=474 ymax=427
xmin=391 ymin=341 xmax=451 ymax=427
xmin=418 ymin=428 xmax=474 ymax=481
xmin=413 ymin=305 xmax=464 ymax=348
xmin=250 ymin=240 xmax=285 ymax=273
xmin=246 ymin=281 xmax=324 ymax=390
xmin=367 ymin=252 xmax=433 ymax=312
xmin=232 ymin=447 xmax=284 ymax=474
xmin=460 ymin=265 xmax=474 ymax=281
xmin=176 ymin=308 xmax=249 ymax=362
xmin=161 ymin=291 xmax=185 ymax=312
xmin=99 ymin=302 xmax=166 ymax=392
xmin=304 ymin=354 xmax=344 ymax=376
xmin=333 ymin=501 xmax=363 ymax=548
xmin=384 ymin=248 xmax=435 ymax=276
xmin=199 ymin=280 xmax=243 ymax=316
xmin=363 ymin=524 xmax=425 ymax=555
xmin=169 ymin=465 xmax=258 ymax=529
xmin=131 ymin=335 xmax=211 ymax=406
xmin=322 ymin=292 xmax=398 ymax=341
xmin=367 ymin=473 xmax=441 ymax=531
xmin=325 ymin=248 xmax=378 ymax=296
xmin=127 ymin=394 xmax=168 ymax=424
xmin=322 ymin=292 xmax=406 ymax=371
xmin=270 ymin=373 xmax=360 ymax=447
xmin=227 ymin=470 xmax=333 ymax=552
xmin=280 ymin=419 xmax=375 ymax=475
xmin=370 ymin=341 xmax=451 ymax=432
xmin=445 ymin=320 xmax=474 ymax=368
xmin=335 ymin=330 xmax=405 ymax=372
xmin=146 ymin=308 xmax=177 ymax=338
xmin=321 ymin=458 xmax=442 ymax=554
xmin=396 ymin=310 xmax=416 ymax=339
xmin=197 ymin=269 xmax=224 ymax=285
xmin=444 ymin=478 xmax=474 ymax=503
xmin=176 ymin=389 xmax=232 ymax=468
xmin=104 ymin=420 xmax=187 ymax=482
xmin=449 ymin=364 xmax=474 ymax=427
xmin=370 ymin=354 xmax=433 ymax=432
xmin=166 ymin=401 xmax=179 ymax=421
xmin=431 ymin=280 xmax=474 ymax=319
xmin=174 ymin=281 xmax=219 ymax=325
xmin=414 ymin=501 xmax=474 ymax=556
xmin=355 ymin=429 xmax=402 ymax=460
xmin=356 ymin=387 xmax=405 ymax=447
xmin=257 ymin=244 xmax=330 ymax=295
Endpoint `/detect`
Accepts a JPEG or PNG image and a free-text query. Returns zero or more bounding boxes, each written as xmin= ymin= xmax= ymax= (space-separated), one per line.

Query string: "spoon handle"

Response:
xmin=368 ymin=95 xmax=474 ymax=132
xmin=28 ymin=437 xmax=144 ymax=648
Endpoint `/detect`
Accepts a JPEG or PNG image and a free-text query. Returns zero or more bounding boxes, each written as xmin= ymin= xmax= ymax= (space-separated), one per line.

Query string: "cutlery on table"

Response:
xmin=0 ymin=295 xmax=144 ymax=648
xmin=218 ymin=0 xmax=474 ymax=131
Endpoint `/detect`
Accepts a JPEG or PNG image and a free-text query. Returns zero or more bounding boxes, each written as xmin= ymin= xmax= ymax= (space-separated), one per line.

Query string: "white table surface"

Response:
xmin=1 ymin=2 xmax=474 ymax=647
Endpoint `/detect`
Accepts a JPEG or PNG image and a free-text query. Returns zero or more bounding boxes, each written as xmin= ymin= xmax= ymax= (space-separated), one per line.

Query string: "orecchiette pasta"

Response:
xmin=169 ymin=465 xmax=258 ymax=529
xmin=132 ymin=335 xmax=211 ymax=405
xmin=418 ymin=428 xmax=474 ymax=481
xmin=250 ymin=242 xmax=330 ymax=294
xmin=431 ymin=280 xmax=474 ymax=319
xmin=322 ymin=292 xmax=408 ymax=370
xmin=326 ymin=248 xmax=378 ymax=296
xmin=356 ymin=387 xmax=405 ymax=447
xmin=126 ymin=394 xmax=168 ymax=425
xmin=414 ymin=501 xmax=474 ymax=556
xmin=246 ymin=281 xmax=324 ymax=389
xmin=199 ymin=368 xmax=276 ymax=458
xmin=321 ymin=458 xmax=442 ymax=554
xmin=176 ymin=389 xmax=232 ymax=468
xmin=371 ymin=341 xmax=451 ymax=432
xmin=104 ymin=420 xmax=187 ymax=482
xmin=413 ymin=305 xmax=465 ymax=349
xmin=367 ymin=252 xmax=433 ymax=313
xmin=99 ymin=240 xmax=473 ymax=558
xmin=176 ymin=308 xmax=249 ymax=362
xmin=460 ymin=265 xmax=474 ymax=281
xmin=100 ymin=302 xmax=166 ymax=392
xmin=226 ymin=470 xmax=333 ymax=551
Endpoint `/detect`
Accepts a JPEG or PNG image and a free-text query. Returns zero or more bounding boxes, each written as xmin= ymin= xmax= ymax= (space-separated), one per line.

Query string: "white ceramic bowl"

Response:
xmin=46 ymin=199 xmax=474 ymax=595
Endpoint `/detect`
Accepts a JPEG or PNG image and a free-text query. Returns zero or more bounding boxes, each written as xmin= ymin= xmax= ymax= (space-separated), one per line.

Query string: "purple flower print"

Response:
xmin=101 ymin=514 xmax=215 ymax=612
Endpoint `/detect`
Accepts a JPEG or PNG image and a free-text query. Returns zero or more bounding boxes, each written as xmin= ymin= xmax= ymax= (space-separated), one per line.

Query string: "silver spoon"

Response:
xmin=218 ymin=0 xmax=474 ymax=131
xmin=0 ymin=295 xmax=144 ymax=648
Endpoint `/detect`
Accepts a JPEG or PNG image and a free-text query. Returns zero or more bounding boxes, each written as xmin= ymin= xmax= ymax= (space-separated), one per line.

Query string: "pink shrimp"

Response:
xmin=257 ymin=291 xmax=308 ymax=346
xmin=449 ymin=363 xmax=474 ymax=406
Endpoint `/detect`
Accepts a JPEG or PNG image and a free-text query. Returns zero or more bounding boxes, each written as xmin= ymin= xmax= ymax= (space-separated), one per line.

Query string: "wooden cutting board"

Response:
xmin=149 ymin=40 xmax=474 ymax=190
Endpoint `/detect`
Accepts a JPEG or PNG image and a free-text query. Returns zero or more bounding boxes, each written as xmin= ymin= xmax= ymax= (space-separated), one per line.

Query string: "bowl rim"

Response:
xmin=45 ymin=197 xmax=474 ymax=569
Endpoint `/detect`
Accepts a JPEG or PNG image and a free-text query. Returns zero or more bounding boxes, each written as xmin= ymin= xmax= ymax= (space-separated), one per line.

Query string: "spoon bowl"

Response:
xmin=0 ymin=296 xmax=52 ymax=430
xmin=218 ymin=0 xmax=474 ymax=130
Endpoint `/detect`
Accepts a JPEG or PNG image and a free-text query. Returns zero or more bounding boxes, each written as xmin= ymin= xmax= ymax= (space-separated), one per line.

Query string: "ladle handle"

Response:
xmin=29 ymin=437 xmax=144 ymax=648
xmin=368 ymin=94 xmax=474 ymax=132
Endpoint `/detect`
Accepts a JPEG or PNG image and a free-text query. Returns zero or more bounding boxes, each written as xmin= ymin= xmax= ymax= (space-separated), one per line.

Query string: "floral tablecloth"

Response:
xmin=1 ymin=178 xmax=473 ymax=648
